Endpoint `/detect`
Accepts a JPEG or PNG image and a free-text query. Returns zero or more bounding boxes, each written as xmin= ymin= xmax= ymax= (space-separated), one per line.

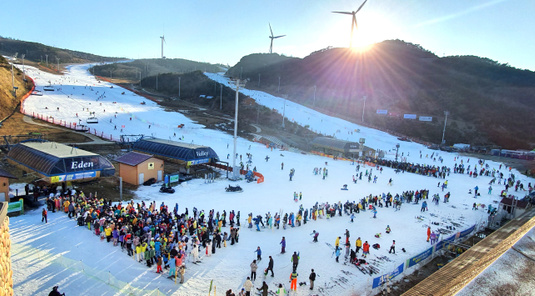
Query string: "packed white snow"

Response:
xmin=8 ymin=63 xmax=534 ymax=296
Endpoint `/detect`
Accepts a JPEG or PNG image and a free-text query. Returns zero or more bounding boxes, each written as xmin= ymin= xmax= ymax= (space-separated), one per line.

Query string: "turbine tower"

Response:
xmin=269 ymin=23 xmax=286 ymax=54
xmin=332 ymin=0 xmax=368 ymax=48
xmin=160 ymin=35 xmax=166 ymax=59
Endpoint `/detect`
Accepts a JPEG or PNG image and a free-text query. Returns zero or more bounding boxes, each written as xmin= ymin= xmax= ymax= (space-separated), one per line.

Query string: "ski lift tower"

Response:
xmin=229 ymin=78 xmax=247 ymax=180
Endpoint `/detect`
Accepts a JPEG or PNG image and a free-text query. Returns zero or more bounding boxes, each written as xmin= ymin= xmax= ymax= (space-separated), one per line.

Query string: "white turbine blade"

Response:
xmin=269 ymin=23 xmax=274 ymax=37
xmin=332 ymin=11 xmax=353 ymax=15
xmin=356 ymin=0 xmax=368 ymax=13
xmin=274 ymin=35 xmax=286 ymax=39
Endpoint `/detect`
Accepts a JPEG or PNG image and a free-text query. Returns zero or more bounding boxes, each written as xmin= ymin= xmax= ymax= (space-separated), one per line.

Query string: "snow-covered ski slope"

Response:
xmin=10 ymin=63 xmax=534 ymax=296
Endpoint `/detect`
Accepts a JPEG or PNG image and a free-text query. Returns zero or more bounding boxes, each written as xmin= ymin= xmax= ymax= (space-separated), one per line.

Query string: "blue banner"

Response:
xmin=407 ymin=247 xmax=433 ymax=268
xmin=372 ymin=263 xmax=405 ymax=288
xmin=459 ymin=225 xmax=476 ymax=239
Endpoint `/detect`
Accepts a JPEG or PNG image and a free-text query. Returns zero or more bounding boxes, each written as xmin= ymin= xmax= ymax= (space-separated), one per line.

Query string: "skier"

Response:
xmin=254 ymin=246 xmax=262 ymax=261
xmin=48 ymin=286 xmax=65 ymax=296
xmin=335 ymin=236 xmax=341 ymax=249
xmin=243 ymin=277 xmax=254 ymax=296
xmin=389 ymin=240 xmax=396 ymax=254
xmin=178 ymin=264 xmax=186 ymax=284
xmin=386 ymin=225 xmax=391 ymax=234
xmin=280 ymin=237 xmax=286 ymax=254
xmin=250 ymin=260 xmax=258 ymax=281
xmin=168 ymin=256 xmax=177 ymax=278
xmin=191 ymin=244 xmax=199 ymax=263
xmin=42 ymin=208 xmax=48 ymax=223
xmin=265 ymin=256 xmax=274 ymax=277
xmin=355 ymin=237 xmax=362 ymax=253
xmin=289 ymin=270 xmax=298 ymax=291
xmin=311 ymin=230 xmax=319 ymax=242
xmin=256 ymin=281 xmax=269 ymax=296
xmin=427 ymin=226 xmax=431 ymax=242
xmin=362 ymin=241 xmax=370 ymax=258
xmin=309 ymin=269 xmax=316 ymax=290
xmin=275 ymin=283 xmax=286 ymax=295
xmin=334 ymin=246 xmax=341 ymax=262
xmin=291 ymin=251 xmax=300 ymax=270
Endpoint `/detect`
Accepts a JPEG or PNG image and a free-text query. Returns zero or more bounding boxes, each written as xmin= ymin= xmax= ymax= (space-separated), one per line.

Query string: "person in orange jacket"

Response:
xmin=427 ymin=226 xmax=431 ymax=242
xmin=362 ymin=241 xmax=370 ymax=258
xmin=289 ymin=270 xmax=298 ymax=291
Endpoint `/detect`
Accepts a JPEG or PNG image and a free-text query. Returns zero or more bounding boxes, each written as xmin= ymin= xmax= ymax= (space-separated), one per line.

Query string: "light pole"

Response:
xmin=361 ymin=95 xmax=367 ymax=123
xmin=219 ymin=83 xmax=223 ymax=110
xmin=258 ymin=73 xmax=261 ymax=87
xmin=56 ymin=57 xmax=60 ymax=72
xmin=178 ymin=76 xmax=181 ymax=99
xmin=230 ymin=78 xmax=247 ymax=180
xmin=395 ymin=143 xmax=400 ymax=162
xmin=21 ymin=54 xmax=25 ymax=80
xmin=282 ymin=94 xmax=288 ymax=128
xmin=313 ymin=84 xmax=317 ymax=107
xmin=278 ymin=76 xmax=281 ymax=92
xmin=45 ymin=54 xmax=48 ymax=67
xmin=441 ymin=111 xmax=449 ymax=145
xmin=11 ymin=60 xmax=15 ymax=91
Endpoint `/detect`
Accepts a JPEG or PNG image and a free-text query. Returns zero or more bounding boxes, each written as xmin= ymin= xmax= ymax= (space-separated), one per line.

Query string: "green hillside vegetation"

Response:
xmin=227 ymin=40 xmax=535 ymax=150
xmin=90 ymin=59 xmax=225 ymax=81
xmin=0 ymin=36 xmax=122 ymax=63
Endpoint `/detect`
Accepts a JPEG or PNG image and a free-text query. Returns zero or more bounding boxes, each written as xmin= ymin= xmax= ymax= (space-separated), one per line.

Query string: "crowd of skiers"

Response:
xmin=42 ymin=189 xmax=251 ymax=285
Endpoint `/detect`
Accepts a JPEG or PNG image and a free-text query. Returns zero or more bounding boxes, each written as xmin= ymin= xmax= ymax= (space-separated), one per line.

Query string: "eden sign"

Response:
xmin=70 ymin=160 xmax=95 ymax=170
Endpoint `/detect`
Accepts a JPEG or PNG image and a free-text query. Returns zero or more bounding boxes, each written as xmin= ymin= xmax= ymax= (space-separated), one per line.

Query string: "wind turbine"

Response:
xmin=332 ymin=0 xmax=368 ymax=48
xmin=269 ymin=23 xmax=286 ymax=54
xmin=160 ymin=35 xmax=166 ymax=59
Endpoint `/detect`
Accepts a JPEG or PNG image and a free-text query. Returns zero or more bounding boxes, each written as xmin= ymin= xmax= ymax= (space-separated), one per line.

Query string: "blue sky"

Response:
xmin=2 ymin=0 xmax=534 ymax=71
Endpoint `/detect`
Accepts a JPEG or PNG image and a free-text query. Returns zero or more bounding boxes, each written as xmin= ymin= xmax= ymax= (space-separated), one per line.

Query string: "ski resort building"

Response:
xmin=0 ymin=168 xmax=17 ymax=202
xmin=310 ymin=137 xmax=375 ymax=158
xmin=115 ymin=152 xmax=164 ymax=186
xmin=132 ymin=138 xmax=219 ymax=167
xmin=6 ymin=141 xmax=115 ymax=184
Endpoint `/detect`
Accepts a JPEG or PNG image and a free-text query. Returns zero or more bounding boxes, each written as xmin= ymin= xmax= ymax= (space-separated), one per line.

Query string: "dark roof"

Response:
xmin=310 ymin=137 xmax=360 ymax=151
xmin=500 ymin=197 xmax=529 ymax=209
xmin=115 ymin=152 xmax=153 ymax=166
xmin=132 ymin=138 xmax=219 ymax=163
xmin=0 ymin=168 xmax=17 ymax=179
xmin=7 ymin=141 xmax=115 ymax=177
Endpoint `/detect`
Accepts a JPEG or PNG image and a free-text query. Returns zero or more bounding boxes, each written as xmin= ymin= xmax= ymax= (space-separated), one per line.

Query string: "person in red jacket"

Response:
xmin=362 ymin=241 xmax=370 ymax=258
xmin=427 ymin=226 xmax=431 ymax=242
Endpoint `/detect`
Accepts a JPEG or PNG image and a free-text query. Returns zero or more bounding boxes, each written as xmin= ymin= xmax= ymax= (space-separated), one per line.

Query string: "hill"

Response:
xmin=90 ymin=58 xmax=225 ymax=81
xmin=0 ymin=36 xmax=122 ymax=64
xmin=228 ymin=40 xmax=535 ymax=150
xmin=0 ymin=55 xmax=33 ymax=121
xmin=138 ymin=71 xmax=318 ymax=144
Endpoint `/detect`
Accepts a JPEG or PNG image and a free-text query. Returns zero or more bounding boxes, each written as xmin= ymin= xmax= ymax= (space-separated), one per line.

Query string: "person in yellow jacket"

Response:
xmin=355 ymin=237 xmax=362 ymax=253
xmin=140 ymin=241 xmax=148 ymax=261
xmin=105 ymin=225 xmax=113 ymax=243
xmin=135 ymin=244 xmax=142 ymax=262
xmin=63 ymin=200 xmax=70 ymax=213
xmin=335 ymin=236 xmax=341 ymax=248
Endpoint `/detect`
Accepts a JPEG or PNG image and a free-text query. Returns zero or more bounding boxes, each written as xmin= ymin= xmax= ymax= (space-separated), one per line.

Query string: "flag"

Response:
xmin=208 ymin=280 xmax=213 ymax=294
